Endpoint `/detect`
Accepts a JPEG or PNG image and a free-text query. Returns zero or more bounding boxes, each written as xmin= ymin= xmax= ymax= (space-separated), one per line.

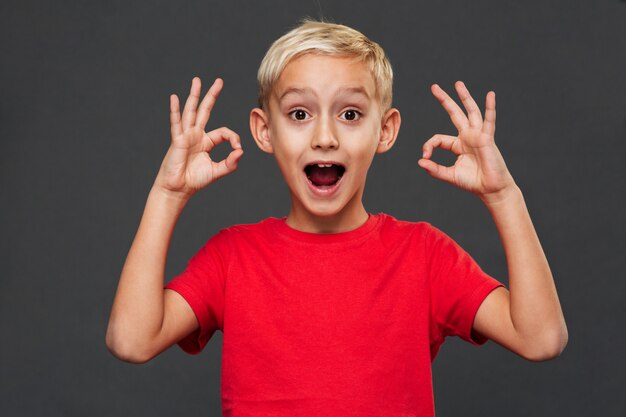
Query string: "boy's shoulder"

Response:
xmin=213 ymin=213 xmax=439 ymax=243
xmin=216 ymin=216 xmax=283 ymax=236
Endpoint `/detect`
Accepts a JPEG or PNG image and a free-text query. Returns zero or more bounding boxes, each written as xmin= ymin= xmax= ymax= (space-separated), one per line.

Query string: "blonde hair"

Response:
xmin=256 ymin=18 xmax=393 ymax=111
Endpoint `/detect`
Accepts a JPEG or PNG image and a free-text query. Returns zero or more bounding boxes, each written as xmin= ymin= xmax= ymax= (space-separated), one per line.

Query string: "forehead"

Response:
xmin=272 ymin=54 xmax=377 ymax=103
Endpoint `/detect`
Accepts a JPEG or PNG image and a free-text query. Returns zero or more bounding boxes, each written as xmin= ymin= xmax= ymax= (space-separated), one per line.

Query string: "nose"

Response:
xmin=311 ymin=115 xmax=339 ymax=150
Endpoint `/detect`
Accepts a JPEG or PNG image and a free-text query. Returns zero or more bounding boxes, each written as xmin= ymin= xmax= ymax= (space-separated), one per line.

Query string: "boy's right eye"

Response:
xmin=288 ymin=109 xmax=310 ymax=121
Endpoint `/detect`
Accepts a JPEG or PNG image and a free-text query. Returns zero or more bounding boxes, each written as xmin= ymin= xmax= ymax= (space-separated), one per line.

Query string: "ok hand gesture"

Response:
xmin=418 ymin=81 xmax=516 ymax=204
xmin=154 ymin=77 xmax=243 ymax=200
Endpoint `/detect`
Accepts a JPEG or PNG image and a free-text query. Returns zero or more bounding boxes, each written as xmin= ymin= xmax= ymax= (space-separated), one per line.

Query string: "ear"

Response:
xmin=250 ymin=107 xmax=273 ymax=154
xmin=376 ymin=108 xmax=401 ymax=154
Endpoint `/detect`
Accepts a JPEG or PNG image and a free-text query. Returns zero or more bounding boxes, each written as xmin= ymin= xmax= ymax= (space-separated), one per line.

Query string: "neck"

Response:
xmin=285 ymin=201 xmax=369 ymax=234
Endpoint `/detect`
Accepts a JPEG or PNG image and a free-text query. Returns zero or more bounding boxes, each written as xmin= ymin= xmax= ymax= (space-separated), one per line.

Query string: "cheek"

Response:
xmin=270 ymin=133 xmax=307 ymax=177
xmin=343 ymin=125 xmax=381 ymax=159
xmin=271 ymin=151 xmax=299 ymax=188
xmin=272 ymin=124 xmax=313 ymax=156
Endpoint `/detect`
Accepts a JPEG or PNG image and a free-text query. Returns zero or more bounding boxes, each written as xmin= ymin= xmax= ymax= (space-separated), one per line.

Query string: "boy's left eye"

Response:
xmin=340 ymin=110 xmax=361 ymax=121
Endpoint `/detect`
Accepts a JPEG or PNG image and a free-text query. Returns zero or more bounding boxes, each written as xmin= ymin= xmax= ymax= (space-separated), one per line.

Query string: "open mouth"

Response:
xmin=304 ymin=163 xmax=346 ymax=188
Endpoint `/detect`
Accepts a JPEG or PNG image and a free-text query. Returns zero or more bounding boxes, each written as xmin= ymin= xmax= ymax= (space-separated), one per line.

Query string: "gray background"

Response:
xmin=1 ymin=0 xmax=625 ymax=416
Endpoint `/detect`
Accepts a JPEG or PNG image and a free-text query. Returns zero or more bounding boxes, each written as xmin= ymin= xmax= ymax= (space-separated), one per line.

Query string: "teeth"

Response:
xmin=316 ymin=163 xmax=333 ymax=168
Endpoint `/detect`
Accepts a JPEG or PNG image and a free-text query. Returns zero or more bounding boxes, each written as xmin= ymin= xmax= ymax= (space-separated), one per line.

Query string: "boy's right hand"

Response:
xmin=154 ymin=77 xmax=243 ymax=200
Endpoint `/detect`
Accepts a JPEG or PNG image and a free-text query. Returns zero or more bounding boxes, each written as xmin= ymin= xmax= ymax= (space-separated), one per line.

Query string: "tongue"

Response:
xmin=308 ymin=165 xmax=340 ymax=186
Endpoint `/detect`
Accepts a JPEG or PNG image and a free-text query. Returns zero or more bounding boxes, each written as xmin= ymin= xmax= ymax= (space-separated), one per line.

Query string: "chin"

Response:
xmin=302 ymin=200 xmax=346 ymax=218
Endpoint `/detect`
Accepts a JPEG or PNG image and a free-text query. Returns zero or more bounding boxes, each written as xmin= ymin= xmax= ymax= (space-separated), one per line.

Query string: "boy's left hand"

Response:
xmin=418 ymin=81 xmax=516 ymax=204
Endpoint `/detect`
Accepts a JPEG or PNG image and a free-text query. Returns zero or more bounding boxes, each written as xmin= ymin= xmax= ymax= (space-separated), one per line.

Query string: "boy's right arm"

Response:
xmin=105 ymin=77 xmax=243 ymax=363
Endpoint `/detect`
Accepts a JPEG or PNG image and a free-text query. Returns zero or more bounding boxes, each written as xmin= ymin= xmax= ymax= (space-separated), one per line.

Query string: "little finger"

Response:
xmin=170 ymin=94 xmax=183 ymax=139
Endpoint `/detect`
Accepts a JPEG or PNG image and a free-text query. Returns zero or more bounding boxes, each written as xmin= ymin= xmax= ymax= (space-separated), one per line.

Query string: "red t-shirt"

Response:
xmin=165 ymin=213 xmax=503 ymax=416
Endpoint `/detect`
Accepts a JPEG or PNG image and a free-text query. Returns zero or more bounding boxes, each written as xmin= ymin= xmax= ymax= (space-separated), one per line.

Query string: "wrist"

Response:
xmin=149 ymin=184 xmax=192 ymax=211
xmin=479 ymin=183 xmax=523 ymax=208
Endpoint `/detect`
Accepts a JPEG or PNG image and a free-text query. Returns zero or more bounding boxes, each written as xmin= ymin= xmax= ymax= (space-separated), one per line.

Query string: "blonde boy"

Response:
xmin=106 ymin=19 xmax=568 ymax=416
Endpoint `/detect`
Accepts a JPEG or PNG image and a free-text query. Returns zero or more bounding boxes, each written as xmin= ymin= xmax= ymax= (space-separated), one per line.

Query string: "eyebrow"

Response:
xmin=278 ymin=86 xmax=371 ymax=102
xmin=338 ymin=87 xmax=371 ymax=99
xmin=278 ymin=87 xmax=311 ymax=101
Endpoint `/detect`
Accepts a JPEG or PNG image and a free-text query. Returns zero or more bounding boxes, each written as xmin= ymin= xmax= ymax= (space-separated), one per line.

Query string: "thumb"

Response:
xmin=211 ymin=148 xmax=244 ymax=181
xmin=418 ymin=158 xmax=455 ymax=184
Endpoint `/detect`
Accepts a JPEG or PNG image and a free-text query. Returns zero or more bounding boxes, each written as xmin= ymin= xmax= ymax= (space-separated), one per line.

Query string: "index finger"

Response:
xmin=202 ymin=126 xmax=242 ymax=153
xmin=195 ymin=78 xmax=224 ymax=130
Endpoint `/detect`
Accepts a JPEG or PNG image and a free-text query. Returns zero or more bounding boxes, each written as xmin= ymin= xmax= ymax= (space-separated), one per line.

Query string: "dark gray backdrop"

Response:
xmin=1 ymin=0 xmax=624 ymax=416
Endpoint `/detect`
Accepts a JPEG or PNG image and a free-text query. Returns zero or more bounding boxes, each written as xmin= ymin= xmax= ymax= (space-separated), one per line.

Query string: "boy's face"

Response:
xmin=250 ymin=54 xmax=400 ymax=230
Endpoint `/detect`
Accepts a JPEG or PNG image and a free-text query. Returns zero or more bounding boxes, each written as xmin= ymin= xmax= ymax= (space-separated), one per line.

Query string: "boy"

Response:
xmin=106 ymin=19 xmax=568 ymax=416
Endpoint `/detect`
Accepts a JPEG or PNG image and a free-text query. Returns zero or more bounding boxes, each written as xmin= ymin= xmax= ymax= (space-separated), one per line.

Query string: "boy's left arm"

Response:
xmin=419 ymin=82 xmax=568 ymax=361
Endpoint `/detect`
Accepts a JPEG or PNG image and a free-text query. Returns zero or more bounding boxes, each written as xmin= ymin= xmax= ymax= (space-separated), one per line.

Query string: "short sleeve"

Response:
xmin=426 ymin=224 xmax=503 ymax=349
xmin=164 ymin=230 xmax=229 ymax=355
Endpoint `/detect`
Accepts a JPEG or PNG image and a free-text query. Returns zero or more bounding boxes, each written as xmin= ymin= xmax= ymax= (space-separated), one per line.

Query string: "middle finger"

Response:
xmin=431 ymin=84 xmax=470 ymax=131
xmin=195 ymin=78 xmax=224 ymax=130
